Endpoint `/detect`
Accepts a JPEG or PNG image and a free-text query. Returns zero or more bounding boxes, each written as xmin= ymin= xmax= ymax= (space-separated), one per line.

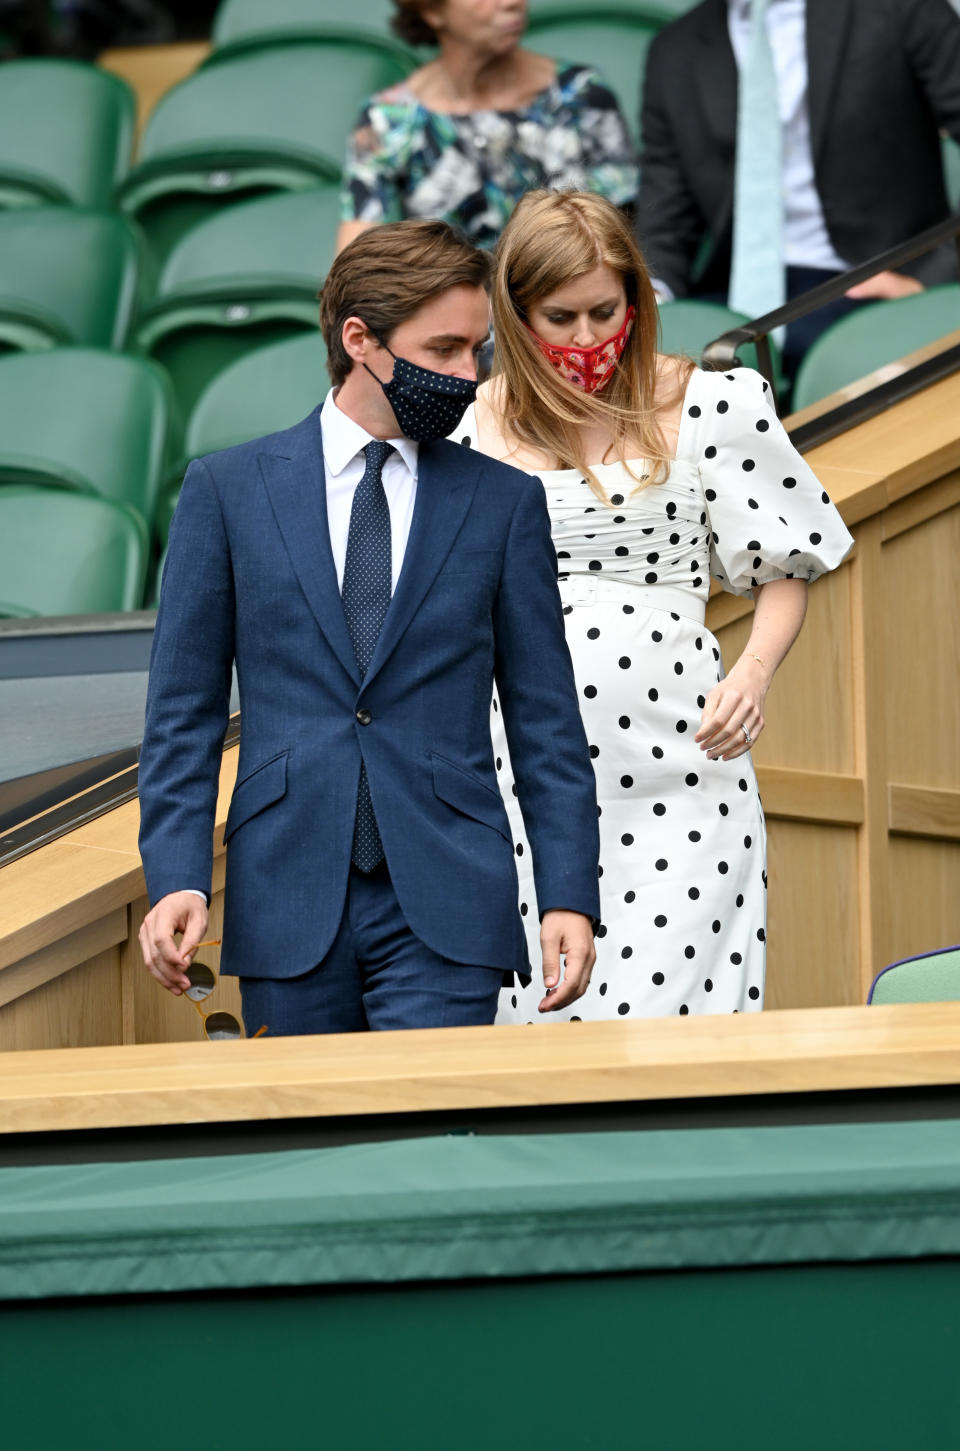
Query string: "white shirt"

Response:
xmin=727 ymin=0 xmax=849 ymax=272
xmin=320 ymin=386 xmax=419 ymax=591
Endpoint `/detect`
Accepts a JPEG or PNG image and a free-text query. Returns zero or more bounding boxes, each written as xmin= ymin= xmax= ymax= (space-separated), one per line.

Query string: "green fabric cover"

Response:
xmin=3 ymin=1121 xmax=960 ymax=1301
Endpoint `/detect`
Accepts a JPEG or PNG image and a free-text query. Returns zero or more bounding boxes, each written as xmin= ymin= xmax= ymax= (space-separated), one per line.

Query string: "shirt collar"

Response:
xmin=320 ymin=387 xmax=418 ymax=479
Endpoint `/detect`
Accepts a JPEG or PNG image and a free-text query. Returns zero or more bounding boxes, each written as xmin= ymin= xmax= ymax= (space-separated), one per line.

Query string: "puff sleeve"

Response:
xmin=690 ymin=368 xmax=854 ymax=596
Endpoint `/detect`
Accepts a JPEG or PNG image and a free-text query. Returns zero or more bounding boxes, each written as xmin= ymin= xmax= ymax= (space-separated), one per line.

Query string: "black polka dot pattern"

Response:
xmin=445 ymin=376 xmax=851 ymax=1024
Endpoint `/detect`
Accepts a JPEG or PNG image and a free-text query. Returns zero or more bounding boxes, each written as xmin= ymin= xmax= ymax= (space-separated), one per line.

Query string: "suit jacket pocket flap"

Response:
xmin=225 ymin=751 xmax=288 ymax=842
xmin=432 ymin=753 xmax=510 ymax=842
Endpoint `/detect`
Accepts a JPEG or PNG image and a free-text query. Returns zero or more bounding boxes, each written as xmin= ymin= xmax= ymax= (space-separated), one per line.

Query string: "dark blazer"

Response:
xmin=636 ymin=0 xmax=960 ymax=298
xmin=138 ymin=409 xmax=601 ymax=982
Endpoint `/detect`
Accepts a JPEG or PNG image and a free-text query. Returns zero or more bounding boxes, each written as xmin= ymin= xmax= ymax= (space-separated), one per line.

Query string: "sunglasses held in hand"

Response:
xmin=178 ymin=942 xmax=267 ymax=1039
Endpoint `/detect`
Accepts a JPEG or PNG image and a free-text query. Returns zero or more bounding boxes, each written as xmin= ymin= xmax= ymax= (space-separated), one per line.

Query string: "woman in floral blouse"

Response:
xmin=336 ymin=0 xmax=638 ymax=255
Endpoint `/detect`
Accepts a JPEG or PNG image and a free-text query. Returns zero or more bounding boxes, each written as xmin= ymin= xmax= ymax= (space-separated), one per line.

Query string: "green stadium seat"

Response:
xmin=0 ymin=487 xmax=149 ymax=616
xmin=208 ymin=5 xmax=417 ymax=68
xmin=135 ymin=186 xmax=339 ymax=431
xmin=157 ymin=331 xmax=332 ymax=542
xmin=0 ymin=208 xmax=140 ymax=353
xmin=117 ymin=41 xmax=413 ymax=272
xmin=213 ymin=0 xmax=399 ymax=45
xmin=0 ymin=59 xmax=135 ymax=210
xmin=791 ymin=284 xmax=960 ymax=411
xmin=187 ymin=328 xmax=331 ymax=456
xmin=524 ymin=8 xmax=660 ymax=140
xmin=868 ymin=945 xmax=960 ymax=1005
xmin=657 ymin=297 xmax=781 ymax=387
xmin=0 ymin=349 xmax=171 ymax=533
xmin=528 ymin=0 xmax=695 ymax=15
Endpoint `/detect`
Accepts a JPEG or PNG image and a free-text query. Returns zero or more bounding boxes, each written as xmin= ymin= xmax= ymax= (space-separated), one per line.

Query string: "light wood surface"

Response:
xmin=0 ymin=1002 xmax=957 ymax=1134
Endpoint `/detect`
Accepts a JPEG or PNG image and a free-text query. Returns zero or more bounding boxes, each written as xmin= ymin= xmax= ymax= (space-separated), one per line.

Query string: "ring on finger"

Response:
xmin=741 ymin=723 xmax=752 ymax=744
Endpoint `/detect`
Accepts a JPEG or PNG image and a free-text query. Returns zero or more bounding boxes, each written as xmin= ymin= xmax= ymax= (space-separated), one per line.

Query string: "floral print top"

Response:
xmin=340 ymin=62 xmax=638 ymax=251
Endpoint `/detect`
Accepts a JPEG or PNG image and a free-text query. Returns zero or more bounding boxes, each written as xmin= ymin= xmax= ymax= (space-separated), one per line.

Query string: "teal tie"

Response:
xmin=728 ymin=0 xmax=785 ymax=320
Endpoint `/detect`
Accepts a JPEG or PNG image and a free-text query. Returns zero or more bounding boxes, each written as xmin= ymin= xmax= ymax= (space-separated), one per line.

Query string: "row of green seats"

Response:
xmin=209 ymin=0 xmax=695 ymax=52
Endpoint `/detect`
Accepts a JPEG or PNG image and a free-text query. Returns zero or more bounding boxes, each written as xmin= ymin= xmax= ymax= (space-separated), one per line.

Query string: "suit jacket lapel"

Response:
xmin=806 ymin=0 xmax=854 ymax=168
xmin=363 ymin=438 xmax=480 ymax=687
xmin=259 ymin=411 xmax=360 ymax=687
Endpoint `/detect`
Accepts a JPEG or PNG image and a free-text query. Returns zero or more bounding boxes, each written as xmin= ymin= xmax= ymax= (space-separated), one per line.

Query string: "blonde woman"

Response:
xmin=453 ymin=190 xmax=853 ymax=1020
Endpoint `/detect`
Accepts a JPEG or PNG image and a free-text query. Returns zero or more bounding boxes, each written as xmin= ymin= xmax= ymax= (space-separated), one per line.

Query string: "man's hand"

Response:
xmin=538 ymin=910 xmax=596 ymax=1013
xmin=845 ymin=270 xmax=923 ymax=302
xmin=139 ymin=891 xmax=209 ymax=995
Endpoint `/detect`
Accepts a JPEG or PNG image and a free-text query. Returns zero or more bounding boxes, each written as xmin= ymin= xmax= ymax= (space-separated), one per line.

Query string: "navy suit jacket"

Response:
xmin=138 ymin=407 xmax=601 ymax=981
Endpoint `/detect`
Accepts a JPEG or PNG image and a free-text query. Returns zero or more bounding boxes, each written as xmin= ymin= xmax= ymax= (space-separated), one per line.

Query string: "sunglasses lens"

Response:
xmin=185 ymin=961 xmax=216 ymax=1001
xmin=204 ymin=1011 xmax=242 ymax=1040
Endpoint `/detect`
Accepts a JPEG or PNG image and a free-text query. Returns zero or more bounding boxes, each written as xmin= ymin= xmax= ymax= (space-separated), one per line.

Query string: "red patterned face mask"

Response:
xmin=528 ymin=305 xmax=635 ymax=394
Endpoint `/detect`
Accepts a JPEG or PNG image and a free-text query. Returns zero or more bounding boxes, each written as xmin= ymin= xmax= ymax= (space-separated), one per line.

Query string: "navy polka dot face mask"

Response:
xmin=364 ymin=337 xmax=478 ymax=442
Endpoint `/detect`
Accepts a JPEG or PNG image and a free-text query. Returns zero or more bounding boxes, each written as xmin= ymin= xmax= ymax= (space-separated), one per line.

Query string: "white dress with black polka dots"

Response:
xmin=455 ymin=367 xmax=853 ymax=1020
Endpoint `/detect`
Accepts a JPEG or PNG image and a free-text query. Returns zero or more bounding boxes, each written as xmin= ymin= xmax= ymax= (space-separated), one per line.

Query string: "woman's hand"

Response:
xmin=695 ymin=655 xmax=768 ymax=761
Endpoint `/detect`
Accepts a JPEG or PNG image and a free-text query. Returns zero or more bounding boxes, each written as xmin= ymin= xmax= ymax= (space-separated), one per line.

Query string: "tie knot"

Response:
xmin=363 ymin=440 xmax=394 ymax=476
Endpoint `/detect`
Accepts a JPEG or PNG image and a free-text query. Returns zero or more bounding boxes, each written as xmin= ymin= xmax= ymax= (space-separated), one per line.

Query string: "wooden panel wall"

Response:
xmin=708 ymin=474 xmax=960 ymax=1009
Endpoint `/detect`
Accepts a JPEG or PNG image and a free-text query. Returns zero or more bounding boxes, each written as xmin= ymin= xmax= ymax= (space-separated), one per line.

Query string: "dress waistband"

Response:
xmin=557 ymin=572 xmax=706 ymax=626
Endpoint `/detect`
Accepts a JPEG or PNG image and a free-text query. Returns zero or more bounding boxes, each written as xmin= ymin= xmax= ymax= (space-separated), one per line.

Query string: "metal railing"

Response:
xmin=701 ymin=213 xmax=960 ymax=451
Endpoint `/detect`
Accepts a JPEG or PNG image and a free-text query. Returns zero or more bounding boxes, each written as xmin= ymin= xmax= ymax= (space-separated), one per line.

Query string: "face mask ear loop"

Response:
xmin=362 ymin=330 xmax=398 ymax=387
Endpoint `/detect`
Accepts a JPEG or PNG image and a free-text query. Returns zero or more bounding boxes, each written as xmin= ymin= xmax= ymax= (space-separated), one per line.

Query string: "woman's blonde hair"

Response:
xmin=491 ymin=190 xmax=692 ymax=498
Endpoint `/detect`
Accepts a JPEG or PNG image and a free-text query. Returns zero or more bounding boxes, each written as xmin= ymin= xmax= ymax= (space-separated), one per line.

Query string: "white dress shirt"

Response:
xmin=320 ymin=386 xmax=419 ymax=592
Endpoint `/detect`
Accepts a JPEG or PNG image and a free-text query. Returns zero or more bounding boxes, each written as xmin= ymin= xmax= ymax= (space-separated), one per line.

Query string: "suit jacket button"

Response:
xmin=356 ymin=708 xmax=372 ymax=725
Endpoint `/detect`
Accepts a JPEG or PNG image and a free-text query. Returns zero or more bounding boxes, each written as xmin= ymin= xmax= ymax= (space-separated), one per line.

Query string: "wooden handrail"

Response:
xmin=1 ymin=1001 xmax=958 ymax=1133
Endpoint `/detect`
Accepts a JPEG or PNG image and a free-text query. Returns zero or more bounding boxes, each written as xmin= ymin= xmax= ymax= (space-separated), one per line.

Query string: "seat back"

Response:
xmin=657 ymin=297 xmax=780 ymax=384
xmin=791 ymin=285 xmax=960 ymax=411
xmin=213 ymin=0 xmax=406 ymax=43
xmin=186 ymin=331 xmax=331 ymax=461
xmin=0 ymin=59 xmax=135 ymax=209
xmin=138 ymin=41 xmax=412 ymax=175
xmin=120 ymin=41 xmax=409 ymax=269
xmin=150 ymin=185 xmax=340 ymax=303
xmin=208 ymin=12 xmax=417 ymax=69
xmin=0 ymin=486 xmax=148 ymax=615
xmin=156 ymin=331 xmax=330 ymax=545
xmin=524 ymin=9 xmax=660 ymax=139
xmin=0 ymin=349 xmax=171 ymax=531
xmin=528 ymin=0 xmax=695 ymax=15
xmin=0 ymin=208 xmax=140 ymax=352
xmin=137 ymin=185 xmax=339 ymax=428
xmin=868 ymin=946 xmax=960 ymax=1005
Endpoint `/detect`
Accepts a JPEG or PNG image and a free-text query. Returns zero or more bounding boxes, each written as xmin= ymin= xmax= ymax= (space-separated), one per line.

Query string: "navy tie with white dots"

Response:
xmin=342 ymin=440 xmax=394 ymax=871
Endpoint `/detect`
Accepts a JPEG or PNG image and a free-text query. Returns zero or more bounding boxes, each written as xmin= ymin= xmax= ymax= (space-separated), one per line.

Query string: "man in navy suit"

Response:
xmin=138 ymin=219 xmax=600 ymax=1035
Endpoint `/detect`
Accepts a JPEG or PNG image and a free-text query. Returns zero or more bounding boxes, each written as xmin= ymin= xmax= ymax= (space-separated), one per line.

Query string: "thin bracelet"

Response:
xmin=746 ymin=652 xmax=766 ymax=670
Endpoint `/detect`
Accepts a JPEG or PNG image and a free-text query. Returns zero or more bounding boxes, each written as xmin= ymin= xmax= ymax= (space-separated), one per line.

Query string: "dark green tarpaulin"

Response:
xmin=3 ymin=1120 xmax=960 ymax=1301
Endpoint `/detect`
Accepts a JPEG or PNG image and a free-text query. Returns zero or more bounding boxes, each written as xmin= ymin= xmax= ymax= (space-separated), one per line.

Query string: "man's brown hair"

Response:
xmin=319 ymin=220 xmax=491 ymax=387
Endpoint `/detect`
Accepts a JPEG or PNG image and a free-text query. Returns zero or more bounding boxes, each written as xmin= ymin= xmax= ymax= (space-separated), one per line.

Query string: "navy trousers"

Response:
xmin=239 ymin=860 xmax=504 ymax=1036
